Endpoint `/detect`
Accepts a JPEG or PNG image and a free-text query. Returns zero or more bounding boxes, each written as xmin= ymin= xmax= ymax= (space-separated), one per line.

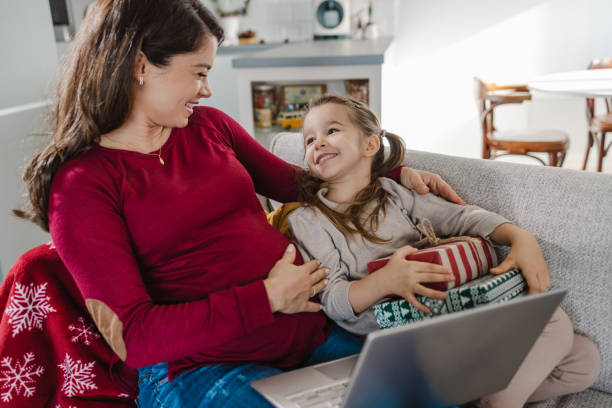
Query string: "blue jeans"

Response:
xmin=137 ymin=324 xmax=363 ymax=408
xmin=137 ymin=324 xmax=453 ymax=408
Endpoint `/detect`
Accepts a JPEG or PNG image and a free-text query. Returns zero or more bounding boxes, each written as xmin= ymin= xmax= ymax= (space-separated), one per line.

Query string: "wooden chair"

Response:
xmin=474 ymin=77 xmax=569 ymax=166
xmin=583 ymin=58 xmax=612 ymax=172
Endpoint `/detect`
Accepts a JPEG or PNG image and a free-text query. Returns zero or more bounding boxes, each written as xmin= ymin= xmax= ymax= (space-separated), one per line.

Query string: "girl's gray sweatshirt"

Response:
xmin=288 ymin=177 xmax=509 ymax=335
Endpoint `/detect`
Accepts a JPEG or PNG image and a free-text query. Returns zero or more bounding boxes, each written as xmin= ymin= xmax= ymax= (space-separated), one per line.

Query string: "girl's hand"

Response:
xmin=400 ymin=167 xmax=466 ymax=205
xmin=489 ymin=226 xmax=551 ymax=294
xmin=380 ymin=245 xmax=454 ymax=314
xmin=263 ymin=244 xmax=329 ymax=314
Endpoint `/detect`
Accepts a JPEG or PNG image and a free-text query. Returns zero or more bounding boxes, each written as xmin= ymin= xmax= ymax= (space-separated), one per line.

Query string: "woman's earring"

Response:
xmin=138 ymin=76 xmax=144 ymax=86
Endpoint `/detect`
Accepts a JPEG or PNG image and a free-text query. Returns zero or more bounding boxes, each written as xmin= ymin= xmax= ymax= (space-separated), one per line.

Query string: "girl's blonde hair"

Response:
xmin=298 ymin=95 xmax=406 ymax=243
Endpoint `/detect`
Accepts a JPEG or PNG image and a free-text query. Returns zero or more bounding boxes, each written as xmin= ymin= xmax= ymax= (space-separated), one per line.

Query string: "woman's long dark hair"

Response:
xmin=298 ymin=95 xmax=406 ymax=243
xmin=13 ymin=0 xmax=223 ymax=231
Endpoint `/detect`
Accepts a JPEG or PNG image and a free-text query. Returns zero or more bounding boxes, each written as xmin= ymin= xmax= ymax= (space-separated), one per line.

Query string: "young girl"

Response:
xmin=288 ymin=95 xmax=600 ymax=407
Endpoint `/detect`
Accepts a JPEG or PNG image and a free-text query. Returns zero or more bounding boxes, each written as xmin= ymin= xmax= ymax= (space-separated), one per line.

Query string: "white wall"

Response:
xmin=381 ymin=0 xmax=612 ymax=169
xmin=0 ymin=0 xmax=59 ymax=109
xmin=203 ymin=0 xmax=397 ymax=43
xmin=0 ymin=1 xmax=57 ymax=276
xmin=0 ymin=108 xmax=51 ymax=278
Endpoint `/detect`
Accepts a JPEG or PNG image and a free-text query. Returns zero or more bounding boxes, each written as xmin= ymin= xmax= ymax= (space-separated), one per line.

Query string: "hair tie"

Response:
xmin=380 ymin=129 xmax=387 ymax=138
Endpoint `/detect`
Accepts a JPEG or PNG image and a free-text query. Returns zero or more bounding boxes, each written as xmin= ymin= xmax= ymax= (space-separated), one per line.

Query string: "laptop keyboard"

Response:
xmin=286 ymin=380 xmax=349 ymax=408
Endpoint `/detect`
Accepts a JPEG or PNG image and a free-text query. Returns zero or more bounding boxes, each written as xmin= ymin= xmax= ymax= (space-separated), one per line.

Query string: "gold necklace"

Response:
xmin=150 ymin=146 xmax=165 ymax=165
xmin=104 ymin=127 xmax=166 ymax=165
xmin=151 ymin=127 xmax=166 ymax=165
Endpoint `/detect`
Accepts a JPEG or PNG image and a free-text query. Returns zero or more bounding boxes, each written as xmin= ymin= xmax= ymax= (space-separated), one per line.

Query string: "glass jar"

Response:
xmin=253 ymin=84 xmax=276 ymax=127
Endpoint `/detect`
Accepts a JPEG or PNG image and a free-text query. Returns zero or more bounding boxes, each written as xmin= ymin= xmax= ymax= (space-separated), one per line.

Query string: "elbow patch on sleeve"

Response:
xmin=85 ymin=298 xmax=127 ymax=361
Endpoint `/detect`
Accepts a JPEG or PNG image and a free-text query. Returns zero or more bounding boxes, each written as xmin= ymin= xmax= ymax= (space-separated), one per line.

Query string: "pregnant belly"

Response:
xmin=185 ymin=311 xmax=328 ymax=368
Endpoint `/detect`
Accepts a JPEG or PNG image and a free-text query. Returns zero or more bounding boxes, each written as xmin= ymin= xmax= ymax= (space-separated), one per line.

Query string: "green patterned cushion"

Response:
xmin=374 ymin=269 xmax=527 ymax=329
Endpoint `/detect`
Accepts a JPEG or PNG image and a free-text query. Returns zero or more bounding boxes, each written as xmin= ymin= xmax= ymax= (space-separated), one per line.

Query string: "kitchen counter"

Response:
xmin=232 ymin=37 xmax=393 ymax=68
xmin=217 ymin=42 xmax=280 ymax=56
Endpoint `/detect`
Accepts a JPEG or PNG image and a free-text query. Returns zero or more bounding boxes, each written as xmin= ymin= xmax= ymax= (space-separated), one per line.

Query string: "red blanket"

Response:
xmin=0 ymin=243 xmax=138 ymax=407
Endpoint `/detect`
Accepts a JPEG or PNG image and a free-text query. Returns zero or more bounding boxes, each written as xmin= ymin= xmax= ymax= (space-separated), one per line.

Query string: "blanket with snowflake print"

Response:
xmin=0 ymin=243 xmax=138 ymax=407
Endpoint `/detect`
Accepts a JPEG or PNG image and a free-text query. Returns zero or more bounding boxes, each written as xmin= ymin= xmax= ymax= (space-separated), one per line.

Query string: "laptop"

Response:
xmin=252 ymin=289 xmax=566 ymax=408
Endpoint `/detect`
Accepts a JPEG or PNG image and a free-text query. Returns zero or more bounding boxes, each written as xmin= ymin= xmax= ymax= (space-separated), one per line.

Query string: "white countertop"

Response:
xmin=232 ymin=37 xmax=393 ymax=68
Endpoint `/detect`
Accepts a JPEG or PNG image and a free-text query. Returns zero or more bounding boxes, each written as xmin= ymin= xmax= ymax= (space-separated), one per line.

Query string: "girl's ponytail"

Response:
xmin=372 ymin=130 xmax=406 ymax=181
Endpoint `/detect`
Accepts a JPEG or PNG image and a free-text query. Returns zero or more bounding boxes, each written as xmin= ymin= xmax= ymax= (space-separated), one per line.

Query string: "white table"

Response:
xmin=528 ymin=68 xmax=612 ymax=97
xmin=529 ymin=68 xmax=612 ymax=172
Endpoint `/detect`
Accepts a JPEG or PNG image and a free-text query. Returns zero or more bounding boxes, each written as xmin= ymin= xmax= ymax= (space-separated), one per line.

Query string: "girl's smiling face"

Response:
xmin=303 ymin=103 xmax=376 ymax=183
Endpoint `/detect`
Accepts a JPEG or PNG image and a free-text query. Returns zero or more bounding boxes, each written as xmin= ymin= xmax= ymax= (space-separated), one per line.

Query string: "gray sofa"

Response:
xmin=270 ymin=132 xmax=612 ymax=407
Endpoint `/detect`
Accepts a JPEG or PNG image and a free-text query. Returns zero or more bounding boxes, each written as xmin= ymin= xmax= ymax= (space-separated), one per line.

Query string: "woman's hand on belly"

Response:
xmin=263 ymin=244 xmax=329 ymax=314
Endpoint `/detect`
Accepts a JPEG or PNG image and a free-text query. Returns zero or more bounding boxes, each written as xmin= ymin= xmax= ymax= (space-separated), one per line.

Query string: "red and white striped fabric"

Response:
xmin=367 ymin=237 xmax=498 ymax=291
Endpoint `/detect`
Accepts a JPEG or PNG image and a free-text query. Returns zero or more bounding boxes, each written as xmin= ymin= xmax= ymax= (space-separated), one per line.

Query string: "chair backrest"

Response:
xmin=472 ymin=77 xmax=531 ymax=158
xmin=473 ymin=77 xmax=495 ymax=158
xmin=473 ymin=77 xmax=531 ymax=130
xmin=586 ymin=58 xmax=612 ymax=121
xmin=473 ymin=77 xmax=491 ymax=130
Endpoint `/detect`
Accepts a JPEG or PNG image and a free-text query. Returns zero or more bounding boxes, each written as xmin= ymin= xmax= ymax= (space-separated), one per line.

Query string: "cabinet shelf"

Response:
xmin=250 ymin=78 xmax=370 ymax=150
xmin=237 ymin=64 xmax=383 ymax=148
